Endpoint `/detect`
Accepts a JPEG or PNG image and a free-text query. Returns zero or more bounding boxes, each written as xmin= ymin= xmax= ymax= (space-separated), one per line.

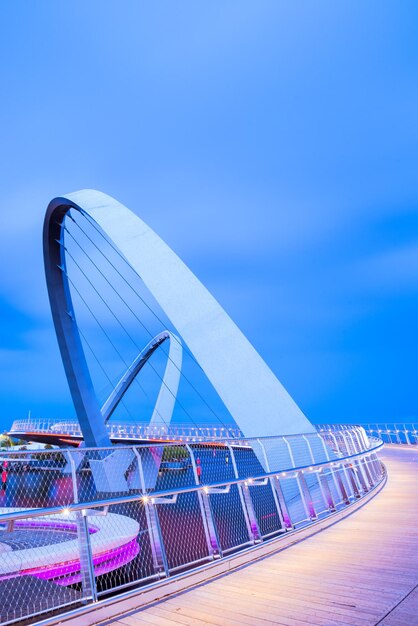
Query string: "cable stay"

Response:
xmin=63 ymin=211 xmax=235 ymax=432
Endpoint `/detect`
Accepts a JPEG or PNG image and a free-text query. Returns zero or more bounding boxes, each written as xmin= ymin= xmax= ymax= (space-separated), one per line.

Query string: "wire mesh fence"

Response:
xmin=0 ymin=426 xmax=384 ymax=626
xmin=317 ymin=423 xmax=418 ymax=445
xmin=361 ymin=424 xmax=418 ymax=445
xmin=8 ymin=419 xmax=244 ymax=444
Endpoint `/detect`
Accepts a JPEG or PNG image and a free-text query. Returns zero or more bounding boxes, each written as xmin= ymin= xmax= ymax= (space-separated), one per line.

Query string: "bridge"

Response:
xmin=1 ymin=191 xmax=416 ymax=626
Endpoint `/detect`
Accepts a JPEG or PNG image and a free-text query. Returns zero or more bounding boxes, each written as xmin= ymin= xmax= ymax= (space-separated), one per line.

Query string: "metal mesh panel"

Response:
xmin=308 ymin=434 xmax=335 ymax=462
xmin=156 ymin=491 xmax=210 ymax=571
xmin=303 ymin=471 xmax=327 ymax=515
xmin=323 ymin=467 xmax=344 ymax=507
xmin=209 ymin=485 xmax=252 ymax=552
xmin=0 ymin=451 xmax=72 ymax=510
xmin=188 ymin=443 xmax=236 ymax=486
xmin=279 ymin=476 xmax=308 ymax=525
xmin=259 ymin=438 xmax=293 ymax=472
xmin=0 ymin=426 xmax=384 ymax=625
xmin=93 ymin=501 xmax=155 ymax=596
xmin=230 ymin=444 xmax=265 ymax=478
xmin=248 ymin=481 xmax=283 ymax=537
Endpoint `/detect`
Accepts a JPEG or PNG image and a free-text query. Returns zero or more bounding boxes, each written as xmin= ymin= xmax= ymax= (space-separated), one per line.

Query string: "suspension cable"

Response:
xmin=63 ymin=246 xmax=209 ymax=430
xmin=77 ymin=325 xmax=139 ymax=424
xmin=70 ymin=211 xmax=204 ymax=371
xmin=64 ymin=269 xmax=172 ymax=428
xmin=65 ymin=214 xmax=232 ymax=430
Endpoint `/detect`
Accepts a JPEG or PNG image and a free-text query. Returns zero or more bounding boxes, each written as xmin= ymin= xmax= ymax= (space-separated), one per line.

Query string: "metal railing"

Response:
xmin=317 ymin=423 xmax=418 ymax=445
xmin=0 ymin=426 xmax=384 ymax=626
xmin=361 ymin=423 xmax=418 ymax=445
xmin=14 ymin=417 xmax=417 ymax=446
xmin=8 ymin=417 xmax=244 ymax=442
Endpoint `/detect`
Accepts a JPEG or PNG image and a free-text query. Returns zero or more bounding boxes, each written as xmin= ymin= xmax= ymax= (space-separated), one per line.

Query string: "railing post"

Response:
xmin=340 ymin=431 xmax=369 ymax=493
xmin=76 ymin=512 xmax=98 ymax=603
xmin=404 ymin=424 xmax=411 ymax=445
xmin=145 ymin=497 xmax=170 ymax=577
xmin=317 ymin=433 xmax=350 ymax=506
xmin=351 ymin=429 xmax=374 ymax=488
xmin=273 ymin=476 xmax=294 ymax=529
xmin=227 ymin=444 xmax=262 ymax=543
xmin=324 ymin=430 xmax=340 ymax=455
xmin=370 ymin=452 xmax=383 ymax=479
xmin=335 ymin=430 xmax=350 ymax=455
xmin=351 ymin=427 xmax=363 ymax=450
xmin=317 ymin=430 xmax=355 ymax=500
xmin=297 ymin=471 xmax=318 ymax=520
xmin=367 ymin=454 xmax=380 ymax=482
xmin=283 ymin=437 xmax=317 ymax=521
xmin=132 ymin=447 xmax=169 ymax=578
xmin=257 ymin=439 xmax=293 ymax=530
xmin=344 ymin=462 xmax=362 ymax=498
xmin=344 ymin=429 xmax=360 ymax=453
xmin=355 ymin=427 xmax=369 ymax=450
xmin=332 ymin=463 xmax=350 ymax=504
xmin=303 ymin=435 xmax=335 ymax=512
xmin=353 ymin=459 xmax=369 ymax=492
xmin=186 ymin=444 xmax=222 ymax=558
xmin=361 ymin=452 xmax=375 ymax=480
xmin=66 ymin=450 xmax=97 ymax=603
xmin=358 ymin=455 xmax=374 ymax=489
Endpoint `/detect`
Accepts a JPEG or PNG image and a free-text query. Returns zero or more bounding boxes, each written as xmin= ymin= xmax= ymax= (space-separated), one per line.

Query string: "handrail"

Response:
xmin=0 ymin=425 xmax=385 ymax=626
xmin=8 ymin=417 xmax=245 ymax=443
xmin=5 ymin=421 xmax=377 ymax=453
xmin=319 ymin=423 xmax=418 ymax=445
xmin=0 ymin=436 xmax=383 ymax=524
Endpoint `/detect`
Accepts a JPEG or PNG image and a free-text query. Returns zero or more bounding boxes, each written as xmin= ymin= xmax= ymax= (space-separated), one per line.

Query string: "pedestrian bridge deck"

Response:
xmin=71 ymin=446 xmax=418 ymax=626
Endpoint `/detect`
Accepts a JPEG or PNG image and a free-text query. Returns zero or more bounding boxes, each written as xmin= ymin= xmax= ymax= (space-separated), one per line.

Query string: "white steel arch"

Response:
xmin=44 ymin=189 xmax=315 ymax=446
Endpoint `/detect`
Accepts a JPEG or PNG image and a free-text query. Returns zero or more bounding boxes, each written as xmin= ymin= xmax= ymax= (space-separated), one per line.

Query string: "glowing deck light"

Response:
xmin=62 ymin=508 xmax=70 ymax=516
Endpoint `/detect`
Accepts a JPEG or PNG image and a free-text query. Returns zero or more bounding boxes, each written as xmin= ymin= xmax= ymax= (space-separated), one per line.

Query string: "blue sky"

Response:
xmin=0 ymin=1 xmax=418 ymax=430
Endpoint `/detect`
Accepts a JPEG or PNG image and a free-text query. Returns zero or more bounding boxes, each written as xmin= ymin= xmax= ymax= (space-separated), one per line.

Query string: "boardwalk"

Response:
xmin=74 ymin=446 xmax=418 ymax=626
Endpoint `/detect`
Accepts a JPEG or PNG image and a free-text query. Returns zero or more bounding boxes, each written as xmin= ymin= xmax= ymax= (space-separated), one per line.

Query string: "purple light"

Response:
xmin=0 ymin=520 xmax=139 ymax=586
xmin=0 ymin=538 xmax=140 ymax=586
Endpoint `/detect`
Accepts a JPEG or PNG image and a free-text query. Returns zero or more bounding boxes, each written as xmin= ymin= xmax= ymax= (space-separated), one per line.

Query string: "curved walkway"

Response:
xmin=71 ymin=446 xmax=418 ymax=626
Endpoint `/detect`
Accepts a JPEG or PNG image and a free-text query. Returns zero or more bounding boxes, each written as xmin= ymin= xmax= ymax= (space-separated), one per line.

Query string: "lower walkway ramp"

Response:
xmin=70 ymin=446 xmax=418 ymax=626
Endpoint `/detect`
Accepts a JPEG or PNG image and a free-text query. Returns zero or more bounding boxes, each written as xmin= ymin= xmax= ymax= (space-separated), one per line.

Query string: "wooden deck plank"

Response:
xmin=160 ymin=599 xmax=333 ymax=626
xmin=175 ymin=587 xmax=369 ymax=624
xmin=94 ymin=447 xmax=418 ymax=625
xmin=148 ymin=604 xmax=269 ymax=626
xmin=378 ymin=584 xmax=418 ymax=625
